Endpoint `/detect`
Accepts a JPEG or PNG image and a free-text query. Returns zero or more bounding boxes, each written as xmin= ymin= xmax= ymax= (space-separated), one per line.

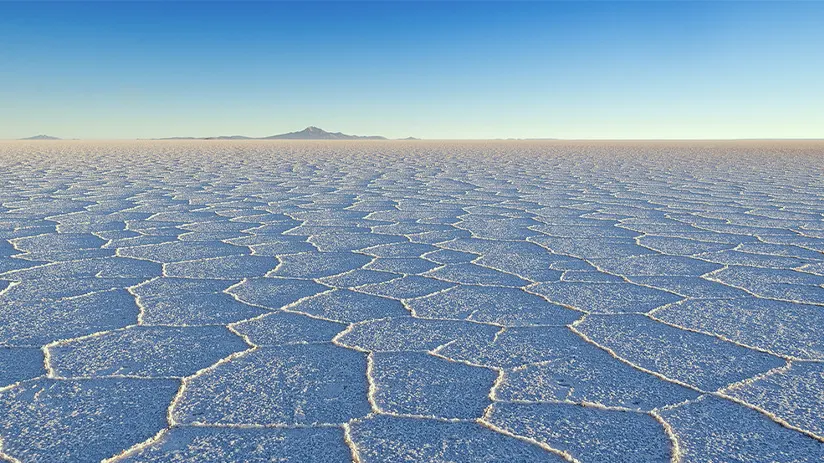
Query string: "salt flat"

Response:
xmin=0 ymin=140 xmax=823 ymax=462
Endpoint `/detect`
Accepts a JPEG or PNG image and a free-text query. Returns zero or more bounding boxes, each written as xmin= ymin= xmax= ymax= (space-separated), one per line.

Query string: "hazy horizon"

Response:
xmin=9 ymin=136 xmax=824 ymax=142
xmin=2 ymin=1 xmax=823 ymax=140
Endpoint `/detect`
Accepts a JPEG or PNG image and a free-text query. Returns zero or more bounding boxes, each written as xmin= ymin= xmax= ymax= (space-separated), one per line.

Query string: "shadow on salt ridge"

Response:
xmin=284 ymin=289 xmax=408 ymax=323
xmin=349 ymin=415 xmax=564 ymax=463
xmin=371 ymin=351 xmax=497 ymax=419
xmin=0 ymin=378 xmax=178 ymax=463
xmin=172 ymin=344 xmax=369 ymax=426
xmin=407 ymin=285 xmax=580 ymax=327
xmin=576 ymin=314 xmax=785 ymax=390
xmin=660 ymin=396 xmax=824 ymax=462
xmin=118 ymin=427 xmax=351 ymax=462
xmin=48 ymin=325 xmax=248 ymax=378
xmin=726 ymin=362 xmax=824 ymax=438
xmin=488 ymin=403 xmax=672 ymax=463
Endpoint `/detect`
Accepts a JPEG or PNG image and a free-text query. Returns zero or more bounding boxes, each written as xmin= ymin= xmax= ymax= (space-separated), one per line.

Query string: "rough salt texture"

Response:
xmin=0 ymin=140 xmax=823 ymax=462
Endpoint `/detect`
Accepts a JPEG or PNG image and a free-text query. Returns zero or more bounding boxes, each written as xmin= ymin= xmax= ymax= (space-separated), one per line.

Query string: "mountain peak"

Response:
xmin=153 ymin=127 xmax=408 ymax=141
xmin=264 ymin=127 xmax=387 ymax=140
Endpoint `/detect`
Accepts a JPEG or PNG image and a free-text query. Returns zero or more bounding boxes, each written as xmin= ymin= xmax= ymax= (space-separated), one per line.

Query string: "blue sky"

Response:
xmin=1 ymin=1 xmax=822 ymax=139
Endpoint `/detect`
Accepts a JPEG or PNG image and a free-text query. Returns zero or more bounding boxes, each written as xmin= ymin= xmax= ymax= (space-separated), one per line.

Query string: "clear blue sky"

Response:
xmin=1 ymin=1 xmax=822 ymax=140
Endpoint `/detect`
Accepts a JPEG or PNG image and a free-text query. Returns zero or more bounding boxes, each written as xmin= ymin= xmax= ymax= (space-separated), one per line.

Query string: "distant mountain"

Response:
xmin=21 ymin=135 xmax=61 ymax=140
xmin=264 ymin=126 xmax=387 ymax=140
xmin=399 ymin=137 xmax=420 ymax=140
xmin=154 ymin=127 xmax=391 ymax=141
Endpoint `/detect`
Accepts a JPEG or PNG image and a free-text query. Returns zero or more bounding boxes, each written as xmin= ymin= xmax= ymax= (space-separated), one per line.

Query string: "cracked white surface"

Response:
xmin=1 ymin=140 xmax=823 ymax=462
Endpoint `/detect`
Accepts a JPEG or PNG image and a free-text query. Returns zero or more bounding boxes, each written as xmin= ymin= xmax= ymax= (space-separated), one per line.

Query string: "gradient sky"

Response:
xmin=1 ymin=1 xmax=823 ymax=140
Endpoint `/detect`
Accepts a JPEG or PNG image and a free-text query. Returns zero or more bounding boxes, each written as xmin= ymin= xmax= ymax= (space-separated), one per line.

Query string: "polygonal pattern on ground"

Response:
xmin=0 ymin=140 xmax=822 ymax=462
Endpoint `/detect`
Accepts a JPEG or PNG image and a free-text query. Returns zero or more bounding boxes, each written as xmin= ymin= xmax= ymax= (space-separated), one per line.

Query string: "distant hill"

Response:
xmin=204 ymin=135 xmax=253 ymax=140
xmin=264 ymin=126 xmax=386 ymax=140
xmin=155 ymin=127 xmax=391 ymax=140
xmin=21 ymin=135 xmax=61 ymax=140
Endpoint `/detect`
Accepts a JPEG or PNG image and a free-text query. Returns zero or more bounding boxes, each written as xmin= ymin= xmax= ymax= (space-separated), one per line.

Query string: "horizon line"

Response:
xmin=5 ymin=138 xmax=824 ymax=142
